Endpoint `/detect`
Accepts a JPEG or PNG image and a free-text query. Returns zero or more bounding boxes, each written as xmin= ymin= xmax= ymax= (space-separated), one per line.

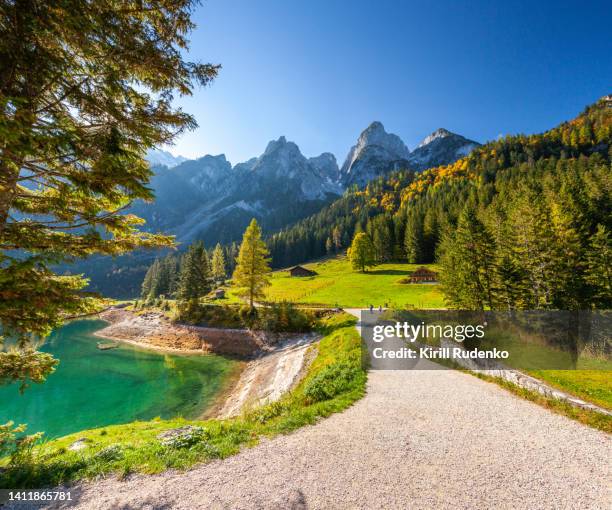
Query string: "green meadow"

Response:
xmin=263 ymin=256 xmax=445 ymax=309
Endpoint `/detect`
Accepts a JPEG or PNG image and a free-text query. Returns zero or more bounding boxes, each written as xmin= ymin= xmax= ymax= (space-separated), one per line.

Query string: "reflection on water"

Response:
xmin=0 ymin=320 xmax=236 ymax=438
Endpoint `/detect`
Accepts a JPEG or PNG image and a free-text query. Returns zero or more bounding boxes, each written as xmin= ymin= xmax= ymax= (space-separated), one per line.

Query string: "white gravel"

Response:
xmin=37 ymin=366 xmax=610 ymax=509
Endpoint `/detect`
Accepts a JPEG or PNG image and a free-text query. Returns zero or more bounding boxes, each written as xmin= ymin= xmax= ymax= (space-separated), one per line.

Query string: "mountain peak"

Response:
xmin=417 ymin=128 xmax=454 ymax=148
xmin=197 ymin=153 xmax=228 ymax=163
xmin=409 ymin=129 xmax=480 ymax=170
xmin=364 ymin=120 xmax=385 ymax=132
xmin=355 ymin=122 xmax=410 ymax=158
xmin=339 ymin=122 xmax=411 ymax=188
xmin=264 ymin=135 xmax=296 ymax=156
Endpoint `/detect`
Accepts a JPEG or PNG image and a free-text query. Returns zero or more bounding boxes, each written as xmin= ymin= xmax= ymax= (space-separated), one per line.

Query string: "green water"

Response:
xmin=0 ymin=320 xmax=236 ymax=439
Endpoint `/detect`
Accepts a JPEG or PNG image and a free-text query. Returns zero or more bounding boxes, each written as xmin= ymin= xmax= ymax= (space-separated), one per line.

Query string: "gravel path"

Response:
xmin=39 ymin=365 xmax=610 ymax=509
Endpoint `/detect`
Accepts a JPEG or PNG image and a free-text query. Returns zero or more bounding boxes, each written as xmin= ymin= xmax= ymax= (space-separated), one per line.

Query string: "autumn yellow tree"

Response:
xmin=233 ymin=219 xmax=271 ymax=310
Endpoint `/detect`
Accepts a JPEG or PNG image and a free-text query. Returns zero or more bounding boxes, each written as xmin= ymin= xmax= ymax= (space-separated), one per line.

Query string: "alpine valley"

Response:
xmin=75 ymin=123 xmax=479 ymax=297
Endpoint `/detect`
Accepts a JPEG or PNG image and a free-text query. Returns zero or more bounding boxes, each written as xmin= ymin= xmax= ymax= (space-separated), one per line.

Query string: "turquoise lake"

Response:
xmin=0 ymin=320 xmax=236 ymax=439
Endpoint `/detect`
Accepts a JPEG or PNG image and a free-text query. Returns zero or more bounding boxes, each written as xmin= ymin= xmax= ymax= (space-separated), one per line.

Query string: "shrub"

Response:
xmin=93 ymin=444 xmax=123 ymax=462
xmin=246 ymin=400 xmax=288 ymax=424
xmin=175 ymin=302 xmax=243 ymax=328
xmin=0 ymin=421 xmax=42 ymax=466
xmin=256 ymin=302 xmax=315 ymax=333
xmin=239 ymin=305 xmax=258 ymax=328
xmin=303 ymin=361 xmax=360 ymax=402
xmin=159 ymin=426 xmax=208 ymax=449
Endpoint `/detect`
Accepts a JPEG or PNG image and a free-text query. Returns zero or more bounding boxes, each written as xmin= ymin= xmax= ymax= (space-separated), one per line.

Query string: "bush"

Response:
xmin=93 ymin=444 xmax=123 ymax=462
xmin=256 ymin=302 xmax=315 ymax=333
xmin=303 ymin=361 xmax=360 ymax=402
xmin=159 ymin=426 xmax=208 ymax=449
xmin=239 ymin=305 xmax=258 ymax=328
xmin=246 ymin=400 xmax=288 ymax=424
xmin=175 ymin=301 xmax=243 ymax=328
xmin=175 ymin=301 xmax=314 ymax=332
xmin=0 ymin=421 xmax=42 ymax=466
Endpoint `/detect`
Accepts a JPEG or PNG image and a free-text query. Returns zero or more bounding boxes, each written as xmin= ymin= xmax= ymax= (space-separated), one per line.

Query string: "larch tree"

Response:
xmin=0 ymin=0 xmax=219 ymax=388
xmin=211 ymin=243 xmax=226 ymax=284
xmin=347 ymin=232 xmax=376 ymax=273
xmin=332 ymin=226 xmax=342 ymax=252
xmin=232 ymin=219 xmax=271 ymax=311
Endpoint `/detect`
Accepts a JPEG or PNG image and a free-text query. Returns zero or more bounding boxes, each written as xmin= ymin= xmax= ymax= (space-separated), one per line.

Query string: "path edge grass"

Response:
xmin=469 ymin=371 xmax=612 ymax=434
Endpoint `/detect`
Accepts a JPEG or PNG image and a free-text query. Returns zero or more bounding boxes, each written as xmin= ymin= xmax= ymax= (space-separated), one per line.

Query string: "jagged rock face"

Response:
xmin=145 ymin=149 xmax=188 ymax=168
xmin=308 ymin=152 xmax=340 ymax=182
xmin=408 ymin=128 xmax=479 ymax=170
xmin=340 ymin=121 xmax=411 ymax=188
xmin=133 ymin=137 xmax=342 ymax=245
xmin=172 ymin=154 xmax=233 ymax=191
xmin=235 ymin=136 xmax=341 ymax=200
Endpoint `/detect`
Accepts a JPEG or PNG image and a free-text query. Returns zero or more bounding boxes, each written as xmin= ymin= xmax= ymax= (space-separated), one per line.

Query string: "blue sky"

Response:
xmin=166 ymin=0 xmax=612 ymax=164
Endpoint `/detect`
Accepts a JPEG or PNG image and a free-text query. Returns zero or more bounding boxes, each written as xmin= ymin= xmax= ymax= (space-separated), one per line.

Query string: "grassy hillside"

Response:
xmin=264 ymin=256 xmax=445 ymax=309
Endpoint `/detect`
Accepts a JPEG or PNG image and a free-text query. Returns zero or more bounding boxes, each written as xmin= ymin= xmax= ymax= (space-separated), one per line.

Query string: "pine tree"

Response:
xmin=422 ymin=208 xmax=440 ymax=262
xmin=404 ymin=212 xmax=424 ymax=263
xmin=178 ymin=242 xmax=211 ymax=301
xmin=0 ymin=1 xmax=218 ymax=388
xmin=508 ymin=190 xmax=556 ymax=308
xmin=347 ymin=232 xmax=376 ymax=272
xmin=211 ymin=243 xmax=227 ymax=284
xmin=226 ymin=242 xmax=239 ymax=276
xmin=325 ymin=237 xmax=333 ymax=254
xmin=166 ymin=256 xmax=180 ymax=297
xmin=368 ymin=216 xmax=392 ymax=263
xmin=141 ymin=259 xmax=162 ymax=300
xmin=232 ymin=219 xmax=272 ymax=310
xmin=141 ymin=259 xmax=159 ymax=300
xmin=438 ymin=206 xmax=496 ymax=310
xmin=585 ymin=225 xmax=612 ymax=307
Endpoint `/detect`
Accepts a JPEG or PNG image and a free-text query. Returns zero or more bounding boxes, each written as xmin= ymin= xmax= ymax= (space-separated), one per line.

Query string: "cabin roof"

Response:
xmin=289 ymin=265 xmax=317 ymax=275
xmin=410 ymin=266 xmax=437 ymax=276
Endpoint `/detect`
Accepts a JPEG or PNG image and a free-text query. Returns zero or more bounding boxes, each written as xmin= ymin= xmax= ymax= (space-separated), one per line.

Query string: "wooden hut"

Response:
xmin=289 ymin=265 xmax=317 ymax=277
xmin=407 ymin=266 xmax=438 ymax=283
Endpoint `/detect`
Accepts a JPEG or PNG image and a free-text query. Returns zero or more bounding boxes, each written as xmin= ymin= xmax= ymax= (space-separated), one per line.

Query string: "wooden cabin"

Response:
xmin=214 ymin=289 xmax=226 ymax=299
xmin=408 ymin=266 xmax=438 ymax=283
xmin=289 ymin=265 xmax=317 ymax=277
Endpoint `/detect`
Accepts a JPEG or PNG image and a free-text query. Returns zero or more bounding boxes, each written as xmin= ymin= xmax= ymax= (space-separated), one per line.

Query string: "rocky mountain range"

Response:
xmin=135 ymin=123 xmax=479 ymax=246
xmin=72 ymin=123 xmax=479 ymax=297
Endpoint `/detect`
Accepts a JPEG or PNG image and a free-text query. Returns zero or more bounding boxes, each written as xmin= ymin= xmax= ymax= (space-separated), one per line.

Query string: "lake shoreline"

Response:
xmin=94 ymin=308 xmax=263 ymax=357
xmin=94 ymin=307 xmax=321 ymax=418
xmin=93 ymin=325 xmax=213 ymax=356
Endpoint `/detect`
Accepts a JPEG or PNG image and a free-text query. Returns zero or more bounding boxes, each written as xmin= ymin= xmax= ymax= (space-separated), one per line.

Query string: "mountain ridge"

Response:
xmin=140 ymin=123 xmax=479 ymax=245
